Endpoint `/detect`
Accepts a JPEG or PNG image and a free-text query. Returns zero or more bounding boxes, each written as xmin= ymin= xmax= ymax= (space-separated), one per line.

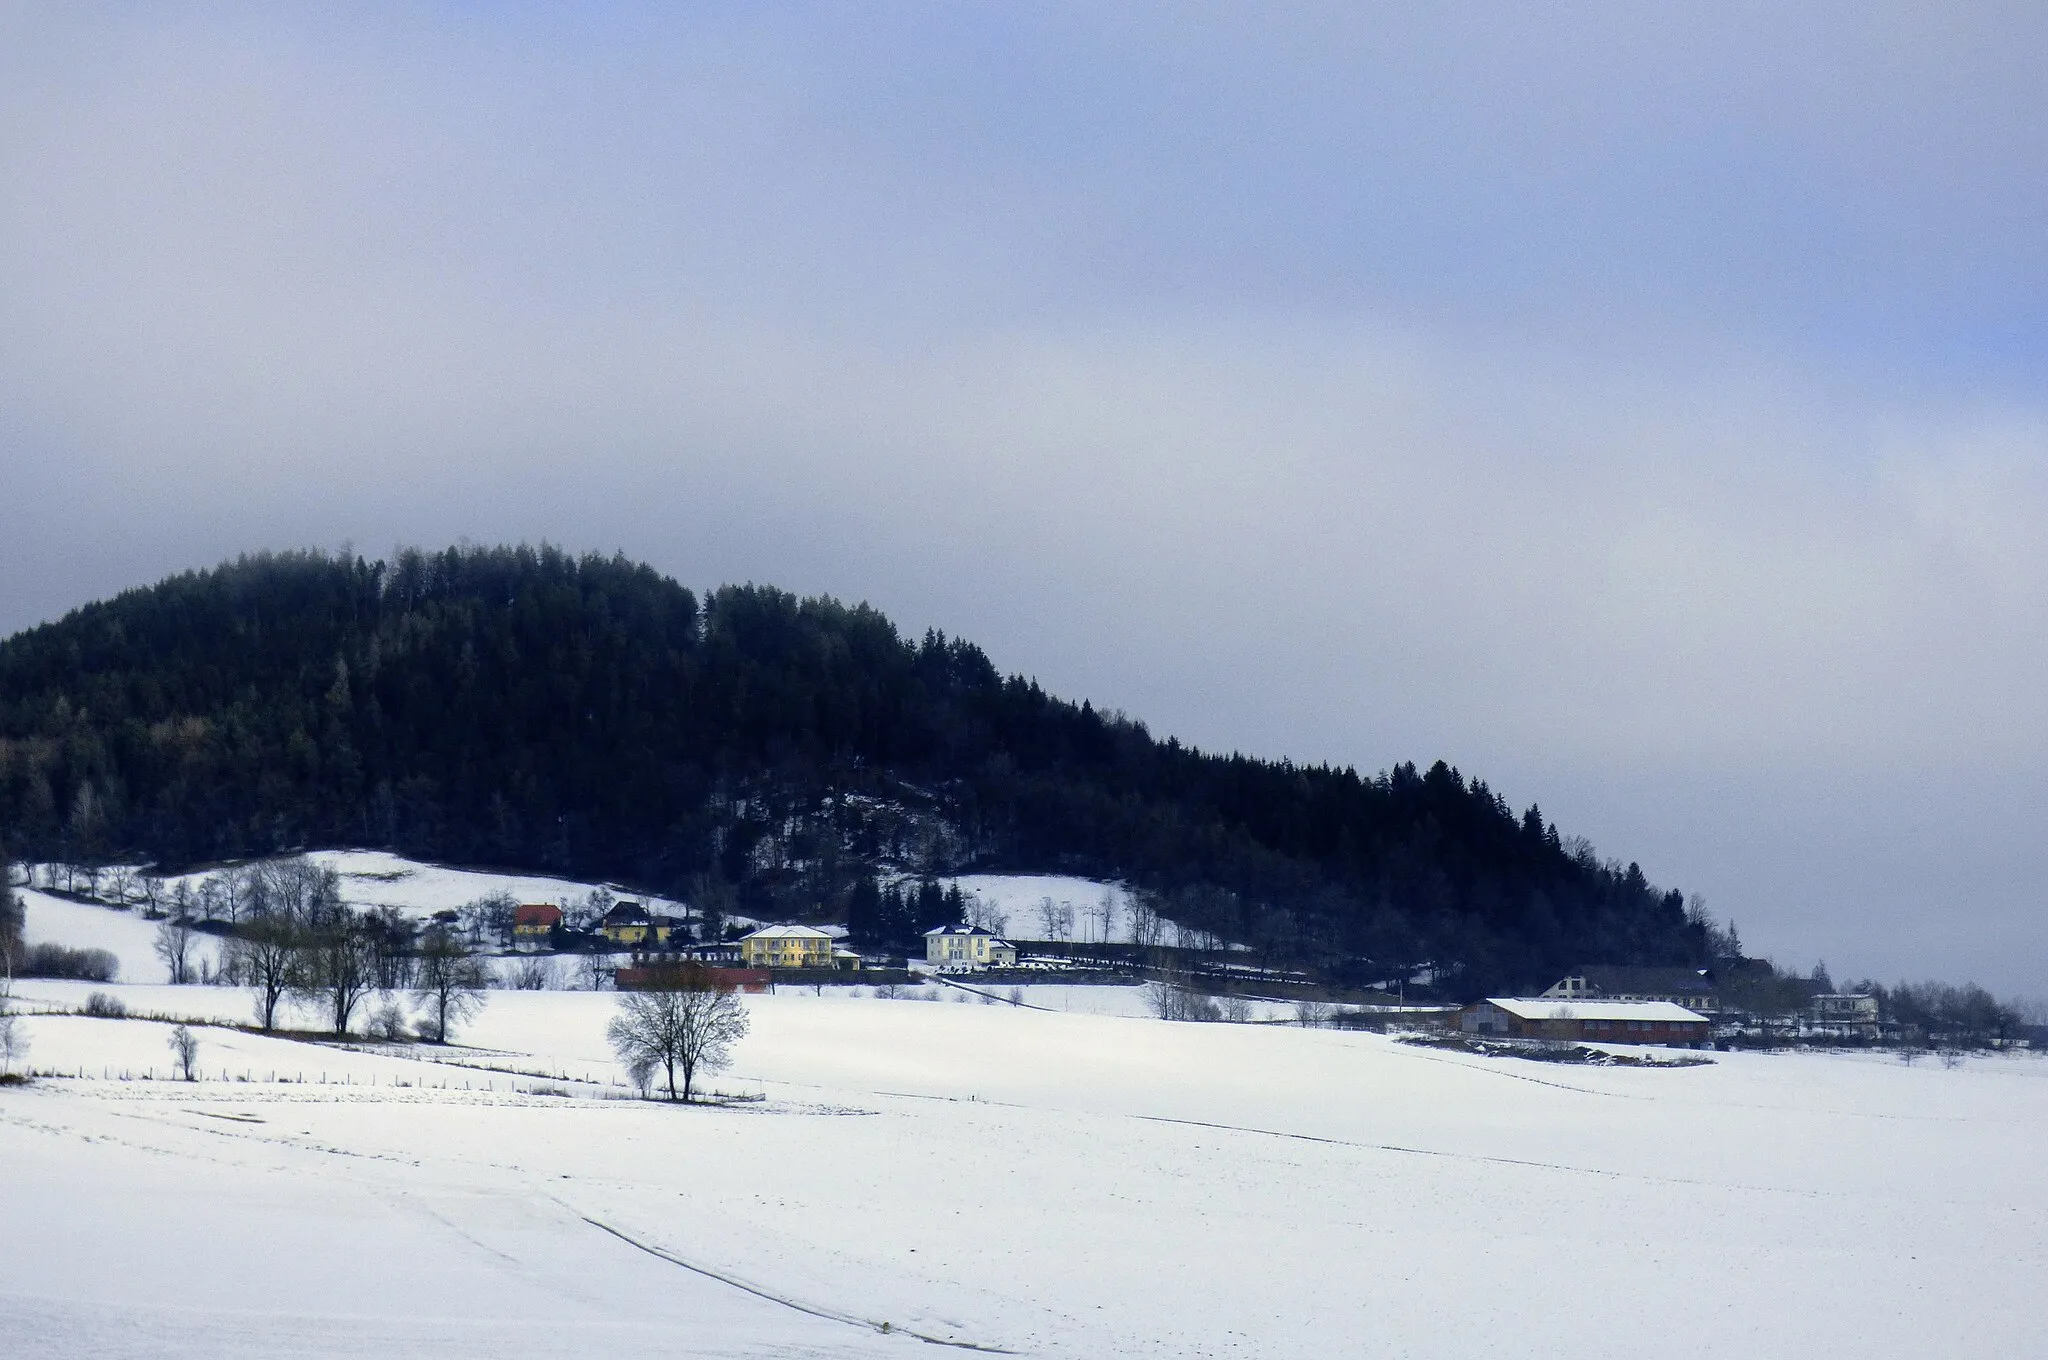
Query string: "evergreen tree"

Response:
xmin=0 ymin=546 xmax=1710 ymax=997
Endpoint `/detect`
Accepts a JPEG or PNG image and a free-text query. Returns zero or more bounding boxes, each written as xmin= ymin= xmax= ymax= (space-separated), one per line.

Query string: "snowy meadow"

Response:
xmin=4 ymin=895 xmax=2046 ymax=1358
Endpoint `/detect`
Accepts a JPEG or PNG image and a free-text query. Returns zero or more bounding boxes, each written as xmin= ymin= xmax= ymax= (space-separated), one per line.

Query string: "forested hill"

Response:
xmin=0 ymin=547 xmax=1709 ymax=996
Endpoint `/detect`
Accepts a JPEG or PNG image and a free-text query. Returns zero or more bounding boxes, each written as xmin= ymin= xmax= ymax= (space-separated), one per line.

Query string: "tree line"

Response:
xmin=0 ymin=545 xmax=1715 ymax=996
xmin=111 ymin=857 xmax=494 ymax=1041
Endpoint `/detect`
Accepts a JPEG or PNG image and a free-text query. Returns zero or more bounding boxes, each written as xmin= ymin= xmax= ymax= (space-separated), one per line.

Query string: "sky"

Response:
xmin=2 ymin=3 xmax=2044 ymax=995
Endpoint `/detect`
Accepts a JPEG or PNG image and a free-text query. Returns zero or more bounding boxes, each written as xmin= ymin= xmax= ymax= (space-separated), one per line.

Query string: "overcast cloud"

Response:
xmin=3 ymin=4 xmax=2044 ymax=993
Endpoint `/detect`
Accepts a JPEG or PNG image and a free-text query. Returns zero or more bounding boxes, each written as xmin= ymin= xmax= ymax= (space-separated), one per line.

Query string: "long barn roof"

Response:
xmin=1483 ymin=997 xmax=1707 ymax=1023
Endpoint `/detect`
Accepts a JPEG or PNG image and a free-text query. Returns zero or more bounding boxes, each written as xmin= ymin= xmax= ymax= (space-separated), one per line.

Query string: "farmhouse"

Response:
xmin=511 ymin=903 xmax=561 ymax=947
xmin=598 ymin=903 xmax=684 ymax=948
xmin=739 ymin=924 xmax=845 ymax=970
xmin=925 ymin=923 xmax=1020 ymax=971
xmin=1461 ymin=997 xmax=1711 ymax=1046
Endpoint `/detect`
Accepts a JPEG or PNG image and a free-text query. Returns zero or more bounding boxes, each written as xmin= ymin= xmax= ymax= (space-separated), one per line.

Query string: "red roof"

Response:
xmin=513 ymin=903 xmax=563 ymax=928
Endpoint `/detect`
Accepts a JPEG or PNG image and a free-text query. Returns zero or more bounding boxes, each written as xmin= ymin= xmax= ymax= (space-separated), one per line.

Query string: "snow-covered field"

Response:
xmin=26 ymin=850 xmax=693 ymax=922
xmin=6 ymin=940 xmax=2046 ymax=1360
xmin=15 ymin=888 xmax=220 ymax=985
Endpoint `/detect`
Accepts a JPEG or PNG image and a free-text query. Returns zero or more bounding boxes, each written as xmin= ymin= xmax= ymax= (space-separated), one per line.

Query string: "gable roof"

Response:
xmin=1483 ymin=997 xmax=1708 ymax=1023
xmin=741 ymin=924 xmax=834 ymax=942
xmin=1560 ymin=965 xmax=1717 ymax=996
xmin=513 ymin=903 xmax=562 ymax=927
xmin=599 ymin=903 xmax=651 ymax=925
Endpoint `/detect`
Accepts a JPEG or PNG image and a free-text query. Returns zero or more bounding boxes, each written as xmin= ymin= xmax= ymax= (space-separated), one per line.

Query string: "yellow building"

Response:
xmin=739 ymin=924 xmax=840 ymax=969
xmin=924 ymin=924 xmax=1019 ymax=971
xmin=599 ymin=903 xmax=680 ymax=948
xmin=512 ymin=903 xmax=563 ymax=947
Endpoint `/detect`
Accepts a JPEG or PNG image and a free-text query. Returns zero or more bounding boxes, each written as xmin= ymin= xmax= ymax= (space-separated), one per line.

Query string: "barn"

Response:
xmin=1460 ymin=997 xmax=1710 ymax=1047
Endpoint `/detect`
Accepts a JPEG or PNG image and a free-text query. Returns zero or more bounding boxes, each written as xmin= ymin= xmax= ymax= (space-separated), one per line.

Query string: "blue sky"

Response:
xmin=3 ymin=3 xmax=2044 ymax=993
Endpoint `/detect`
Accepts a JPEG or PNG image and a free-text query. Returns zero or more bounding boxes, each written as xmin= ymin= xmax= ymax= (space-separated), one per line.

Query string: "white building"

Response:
xmin=924 ymin=923 xmax=1018 ymax=971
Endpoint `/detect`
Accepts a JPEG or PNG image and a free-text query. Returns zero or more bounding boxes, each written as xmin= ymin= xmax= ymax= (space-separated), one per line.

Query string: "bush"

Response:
xmin=20 ymin=943 xmax=119 ymax=982
xmin=82 ymin=991 xmax=128 ymax=1018
xmin=367 ymin=999 xmax=411 ymax=1042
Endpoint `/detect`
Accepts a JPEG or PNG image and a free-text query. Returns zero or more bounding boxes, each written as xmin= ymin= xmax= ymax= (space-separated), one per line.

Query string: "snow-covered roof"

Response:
xmin=742 ymin=924 xmax=835 ymax=941
xmin=926 ymin=924 xmax=994 ymax=937
xmin=1482 ymin=997 xmax=1708 ymax=1023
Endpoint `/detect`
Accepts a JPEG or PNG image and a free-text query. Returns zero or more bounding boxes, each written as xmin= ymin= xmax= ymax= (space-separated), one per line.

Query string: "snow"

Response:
xmin=303 ymin=849 xmax=695 ymax=919
xmin=7 ymin=963 xmax=2048 ymax=1358
xmin=15 ymin=887 xmax=220 ymax=985
xmin=38 ymin=849 xmax=695 ymax=922
xmin=939 ymin=873 xmax=1138 ymax=943
xmin=1483 ymin=996 xmax=1706 ymax=1022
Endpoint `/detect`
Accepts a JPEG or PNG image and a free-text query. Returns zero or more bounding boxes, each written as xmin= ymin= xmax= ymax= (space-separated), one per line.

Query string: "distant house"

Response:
xmin=738 ymin=925 xmax=844 ymax=970
xmin=1461 ymin=997 xmax=1710 ymax=1046
xmin=924 ymin=924 xmax=1020 ymax=971
xmin=1804 ymin=992 xmax=1881 ymax=1039
xmin=680 ymin=940 xmax=744 ymax=966
xmin=512 ymin=903 xmax=562 ymax=948
xmin=599 ymin=902 xmax=680 ymax=948
xmin=1543 ymin=965 xmax=1719 ymax=1013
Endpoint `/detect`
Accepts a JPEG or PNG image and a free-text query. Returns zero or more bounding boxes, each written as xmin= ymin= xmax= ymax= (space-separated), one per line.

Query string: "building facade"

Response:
xmin=1461 ymin=997 xmax=1711 ymax=1046
xmin=925 ymin=924 xmax=1020 ymax=970
xmin=739 ymin=924 xmax=841 ymax=969
xmin=512 ymin=903 xmax=562 ymax=948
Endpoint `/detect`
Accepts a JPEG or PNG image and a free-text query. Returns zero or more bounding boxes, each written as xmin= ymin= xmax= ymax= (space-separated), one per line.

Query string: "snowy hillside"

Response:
xmin=937 ymin=873 xmax=1234 ymax=949
xmin=15 ymin=888 xmax=219 ymax=985
xmin=5 ymin=970 xmax=2045 ymax=1358
xmin=24 ymin=850 xmax=695 ymax=925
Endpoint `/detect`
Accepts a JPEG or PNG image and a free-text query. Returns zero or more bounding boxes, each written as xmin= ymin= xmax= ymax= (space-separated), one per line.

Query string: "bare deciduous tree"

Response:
xmin=154 ymin=916 xmax=196 ymax=985
xmin=412 ymin=925 xmax=491 ymax=1043
xmin=0 ymin=954 xmax=24 ymax=1076
xmin=462 ymin=890 xmax=519 ymax=948
xmin=167 ymin=1024 xmax=199 ymax=1080
xmin=1130 ymin=894 xmax=1164 ymax=950
xmin=298 ymin=915 xmax=377 ymax=1036
xmin=606 ymin=966 xmax=750 ymax=1102
xmin=1036 ymin=896 xmax=1060 ymax=941
xmin=508 ymin=955 xmax=558 ymax=991
xmin=225 ymin=917 xmax=304 ymax=1031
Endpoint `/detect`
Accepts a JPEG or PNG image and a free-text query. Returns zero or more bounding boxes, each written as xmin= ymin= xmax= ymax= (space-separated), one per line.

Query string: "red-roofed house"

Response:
xmin=512 ymin=903 xmax=563 ymax=949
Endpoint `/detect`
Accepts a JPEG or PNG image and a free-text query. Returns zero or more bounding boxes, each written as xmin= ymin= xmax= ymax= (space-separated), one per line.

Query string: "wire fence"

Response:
xmin=21 ymin=1064 xmax=638 ymax=1095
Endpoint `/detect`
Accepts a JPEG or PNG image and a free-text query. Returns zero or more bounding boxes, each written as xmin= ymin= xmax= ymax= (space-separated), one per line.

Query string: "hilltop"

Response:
xmin=0 ymin=546 xmax=1712 ymax=996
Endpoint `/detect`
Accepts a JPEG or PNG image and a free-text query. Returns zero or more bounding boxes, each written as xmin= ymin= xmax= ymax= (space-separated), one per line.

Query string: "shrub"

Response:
xmin=20 ymin=943 xmax=120 ymax=982
xmin=367 ymin=999 xmax=411 ymax=1042
xmin=82 ymin=991 xmax=128 ymax=1018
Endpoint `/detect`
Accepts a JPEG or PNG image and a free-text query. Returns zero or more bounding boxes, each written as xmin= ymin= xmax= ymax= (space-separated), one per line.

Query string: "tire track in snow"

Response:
xmin=569 ymin=1208 xmax=1019 ymax=1353
xmin=1132 ymin=1112 xmax=1844 ymax=1201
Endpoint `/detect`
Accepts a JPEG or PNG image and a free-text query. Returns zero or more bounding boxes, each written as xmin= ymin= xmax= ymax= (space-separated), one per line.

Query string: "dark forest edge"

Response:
xmin=0 ymin=545 xmax=1910 ymax=1002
